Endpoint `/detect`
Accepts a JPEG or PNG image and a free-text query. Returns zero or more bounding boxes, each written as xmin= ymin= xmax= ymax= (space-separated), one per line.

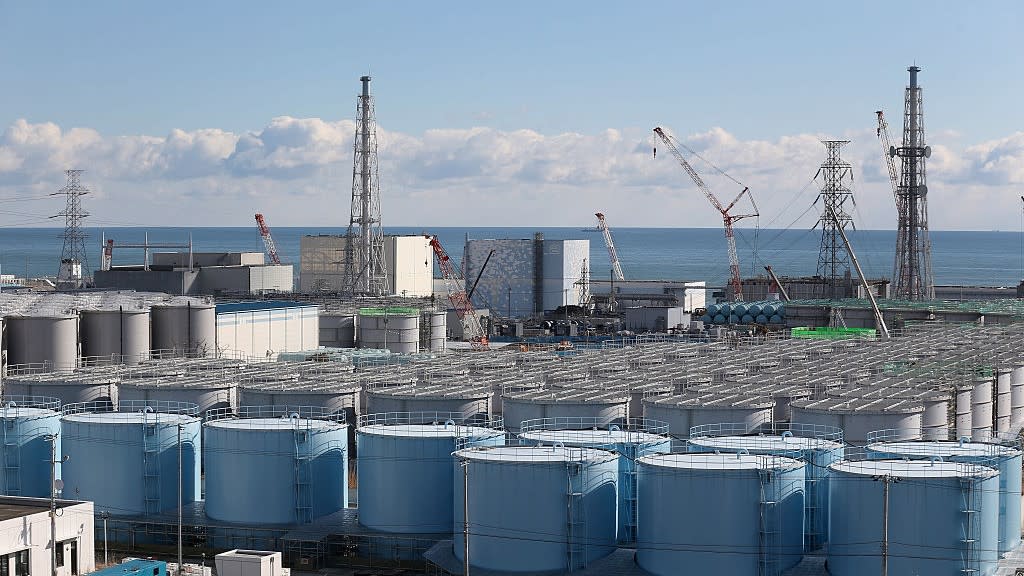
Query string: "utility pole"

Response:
xmin=872 ymin=473 xmax=902 ymax=576
xmin=462 ymin=461 xmax=470 ymax=576
xmin=101 ymin=512 xmax=109 ymax=565
xmin=178 ymin=423 xmax=183 ymax=571
xmin=46 ymin=434 xmax=65 ymax=576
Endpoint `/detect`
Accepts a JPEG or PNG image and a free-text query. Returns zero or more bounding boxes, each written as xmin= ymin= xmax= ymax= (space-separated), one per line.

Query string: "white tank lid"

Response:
xmin=456 ymin=445 xmax=617 ymax=464
xmin=205 ymin=417 xmax=343 ymax=430
xmin=637 ymin=452 xmax=804 ymax=472
xmin=830 ymin=459 xmax=999 ymax=478
xmin=519 ymin=429 xmax=668 ymax=446
xmin=358 ymin=423 xmax=502 ymax=438
xmin=689 ymin=435 xmax=843 ymax=452
xmin=0 ymin=407 xmax=59 ymax=418
xmin=866 ymin=440 xmax=1021 ymax=458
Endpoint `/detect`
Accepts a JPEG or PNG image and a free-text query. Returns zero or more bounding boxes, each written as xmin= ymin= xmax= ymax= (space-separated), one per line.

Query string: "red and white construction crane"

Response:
xmin=428 ymin=235 xmax=489 ymax=350
xmin=254 ymin=213 xmax=282 ymax=265
xmin=595 ymin=213 xmax=625 ymax=281
xmin=876 ymin=110 xmax=906 ymax=280
xmin=100 ymin=239 xmax=114 ymax=271
xmin=653 ymin=127 xmax=758 ymax=302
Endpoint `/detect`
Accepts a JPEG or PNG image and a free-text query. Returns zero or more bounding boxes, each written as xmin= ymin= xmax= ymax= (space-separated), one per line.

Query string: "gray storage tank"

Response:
xmin=365 ymin=383 xmax=492 ymax=420
xmin=60 ymin=400 xmax=202 ymax=516
xmin=80 ymin=308 xmax=152 ymax=365
xmin=453 ymin=445 xmax=619 ymax=573
xmin=358 ymin=310 xmax=419 ymax=355
xmin=204 ymin=406 xmax=348 ymax=525
xmin=150 ymin=302 xmax=217 ymax=358
xmin=500 ymin=388 xmax=629 ymax=434
xmin=3 ymin=370 xmax=120 ymax=406
xmin=642 ymin=392 xmax=774 ymax=439
xmin=356 ymin=412 xmax=504 ymax=533
xmin=6 ymin=315 xmax=79 ymax=373
xmin=0 ymin=397 xmax=62 ymax=497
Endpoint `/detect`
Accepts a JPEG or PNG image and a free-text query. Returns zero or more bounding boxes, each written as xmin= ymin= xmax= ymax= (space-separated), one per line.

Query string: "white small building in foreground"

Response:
xmin=0 ymin=497 xmax=95 ymax=576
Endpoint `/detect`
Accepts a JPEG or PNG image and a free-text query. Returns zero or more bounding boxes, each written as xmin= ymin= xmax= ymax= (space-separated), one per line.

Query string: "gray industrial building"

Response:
xmin=464 ymin=234 xmax=589 ymax=318
xmin=94 ymin=252 xmax=293 ymax=295
xmin=299 ymin=235 xmax=433 ymax=297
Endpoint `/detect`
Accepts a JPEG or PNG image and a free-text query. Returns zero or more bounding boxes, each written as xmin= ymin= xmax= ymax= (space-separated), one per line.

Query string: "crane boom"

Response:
xmin=594 ymin=213 xmax=625 ymax=281
xmin=428 ymin=235 xmax=489 ymax=350
xmin=254 ymin=213 xmax=282 ymax=265
xmin=653 ymin=127 xmax=757 ymax=301
xmin=875 ymin=111 xmax=901 ymax=206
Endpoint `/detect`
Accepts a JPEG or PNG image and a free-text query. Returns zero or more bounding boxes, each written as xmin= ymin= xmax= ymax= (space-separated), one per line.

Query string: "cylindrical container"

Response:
xmin=790 ymin=397 xmax=923 ymax=446
xmin=318 ymin=313 xmax=357 ymax=348
xmin=453 ymin=445 xmax=619 ymax=573
xmin=636 ymin=452 xmax=806 ymax=576
xmin=6 ymin=315 xmax=79 ymax=372
xmin=356 ymin=413 xmax=504 ymax=533
xmin=865 ymin=439 xmax=1022 ymax=554
xmin=996 ymin=369 xmax=1012 ymax=432
xmin=61 ymin=401 xmax=201 ymax=516
xmin=365 ymin=384 xmax=492 ymax=421
xmin=0 ymin=397 xmax=62 ymax=497
xmin=971 ymin=377 xmax=994 ymax=441
xmin=518 ymin=418 xmax=671 ymax=543
xmin=642 ymin=393 xmax=774 ymax=439
xmin=956 ymin=383 xmax=974 ymax=439
xmin=358 ymin=311 xmax=420 ymax=355
xmin=687 ymin=427 xmax=844 ymax=550
xmin=1011 ymin=364 xmax=1024 ymax=427
xmin=828 ymin=459 xmax=999 ymax=576
xmin=204 ymin=406 xmax=348 ymax=524
xmin=117 ymin=378 xmax=237 ymax=414
xmin=500 ymin=389 xmax=628 ymax=434
xmin=3 ymin=372 xmax=120 ymax=406
xmin=920 ymin=392 xmax=950 ymax=441
xmin=150 ymin=302 xmax=217 ymax=358
xmin=80 ymin=308 xmax=152 ymax=365
xmin=421 ymin=310 xmax=447 ymax=353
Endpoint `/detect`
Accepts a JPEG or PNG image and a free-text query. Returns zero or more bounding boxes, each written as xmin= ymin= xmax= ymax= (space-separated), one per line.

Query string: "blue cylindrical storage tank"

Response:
xmin=61 ymin=400 xmax=201 ymax=516
xmin=453 ymin=445 xmax=618 ymax=573
xmin=755 ymin=314 xmax=769 ymax=324
xmin=732 ymin=303 xmax=748 ymax=317
xmin=741 ymin=314 xmax=754 ymax=324
xmin=700 ymin=314 xmax=713 ymax=324
xmin=356 ymin=412 xmax=504 ymax=533
xmin=829 ymin=459 xmax=999 ymax=576
xmin=713 ymin=314 xmax=726 ymax=324
xmin=865 ymin=439 xmax=1022 ymax=554
xmin=728 ymin=314 xmax=739 ymax=324
xmin=747 ymin=303 xmax=762 ymax=316
xmin=637 ymin=453 xmax=805 ymax=576
xmin=204 ymin=406 xmax=348 ymax=525
xmin=687 ymin=428 xmax=844 ymax=550
xmin=718 ymin=304 xmax=731 ymax=315
xmin=769 ymin=314 xmax=783 ymax=324
xmin=761 ymin=303 xmax=777 ymax=316
xmin=518 ymin=418 xmax=671 ymax=543
xmin=0 ymin=397 xmax=62 ymax=497
xmin=705 ymin=304 xmax=719 ymax=316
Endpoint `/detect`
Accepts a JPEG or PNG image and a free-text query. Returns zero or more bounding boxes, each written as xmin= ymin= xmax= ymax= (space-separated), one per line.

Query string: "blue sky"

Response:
xmin=0 ymin=1 xmax=1023 ymax=229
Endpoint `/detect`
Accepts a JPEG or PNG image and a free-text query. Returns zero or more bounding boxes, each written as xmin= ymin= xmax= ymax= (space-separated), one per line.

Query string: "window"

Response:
xmin=14 ymin=550 xmax=28 ymax=576
xmin=55 ymin=543 xmax=64 ymax=568
xmin=1 ymin=553 xmax=9 ymax=576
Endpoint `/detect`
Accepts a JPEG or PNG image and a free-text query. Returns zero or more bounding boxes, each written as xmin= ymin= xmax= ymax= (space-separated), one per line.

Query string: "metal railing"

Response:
xmin=204 ymin=405 xmax=346 ymax=424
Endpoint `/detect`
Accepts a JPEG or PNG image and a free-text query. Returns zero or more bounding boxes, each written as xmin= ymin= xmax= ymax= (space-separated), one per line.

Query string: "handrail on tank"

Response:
xmin=519 ymin=416 xmax=669 ymax=437
xmin=0 ymin=396 xmax=61 ymax=412
xmin=204 ymin=405 xmax=346 ymax=424
xmin=866 ymin=426 xmax=1022 ymax=449
xmin=688 ymin=422 xmax=844 ymax=443
xmin=357 ymin=411 xmax=502 ymax=430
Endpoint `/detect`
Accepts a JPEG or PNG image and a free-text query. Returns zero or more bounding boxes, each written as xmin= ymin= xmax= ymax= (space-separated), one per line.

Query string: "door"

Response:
xmin=69 ymin=541 xmax=78 ymax=576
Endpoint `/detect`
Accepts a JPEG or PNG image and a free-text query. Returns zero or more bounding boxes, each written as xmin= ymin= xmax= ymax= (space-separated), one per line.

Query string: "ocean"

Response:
xmin=2 ymin=226 xmax=1022 ymax=288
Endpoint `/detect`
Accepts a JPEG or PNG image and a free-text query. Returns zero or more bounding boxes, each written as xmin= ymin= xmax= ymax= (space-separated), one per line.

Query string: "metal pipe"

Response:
xmin=827 ymin=207 xmax=890 ymax=339
xmin=178 ymin=423 xmax=183 ymax=571
xmin=462 ymin=460 xmax=470 ymax=576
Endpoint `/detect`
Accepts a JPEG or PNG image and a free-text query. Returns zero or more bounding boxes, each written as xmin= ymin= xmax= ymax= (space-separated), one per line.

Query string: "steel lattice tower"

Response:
xmin=52 ymin=169 xmax=90 ymax=288
xmin=892 ymin=66 xmax=935 ymax=300
xmin=815 ymin=141 xmax=855 ymax=299
xmin=344 ymin=75 xmax=388 ymax=296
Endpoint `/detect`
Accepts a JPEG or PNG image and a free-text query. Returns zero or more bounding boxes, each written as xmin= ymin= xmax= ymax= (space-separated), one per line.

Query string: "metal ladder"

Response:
xmin=758 ymin=469 xmax=779 ymax=576
xmin=566 ymin=461 xmax=586 ymax=572
xmin=622 ymin=462 xmax=638 ymax=543
xmin=142 ymin=415 xmax=161 ymax=514
xmin=960 ymin=477 xmax=980 ymax=574
xmin=2 ymin=418 xmax=20 ymax=496
xmin=294 ymin=425 xmax=313 ymax=524
xmin=804 ymin=473 xmax=821 ymax=550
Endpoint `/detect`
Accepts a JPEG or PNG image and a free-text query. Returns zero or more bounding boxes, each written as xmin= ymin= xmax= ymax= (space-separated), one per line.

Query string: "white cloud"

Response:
xmin=0 ymin=118 xmax=1021 ymax=230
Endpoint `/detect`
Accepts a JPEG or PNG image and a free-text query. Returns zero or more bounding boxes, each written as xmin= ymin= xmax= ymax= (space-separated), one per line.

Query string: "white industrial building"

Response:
xmin=590 ymin=279 xmax=707 ymax=312
xmin=94 ymin=252 xmax=293 ymax=295
xmin=0 ymin=497 xmax=95 ymax=576
xmin=299 ymin=235 xmax=432 ymax=297
xmin=463 ymin=235 xmax=589 ymax=318
xmin=215 ymin=301 xmax=319 ymax=359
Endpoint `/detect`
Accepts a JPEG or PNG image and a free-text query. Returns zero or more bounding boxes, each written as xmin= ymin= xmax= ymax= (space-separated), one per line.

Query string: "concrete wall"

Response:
xmin=0 ymin=498 xmax=95 ymax=576
xmin=216 ymin=305 xmax=319 ymax=359
xmin=152 ymin=252 xmax=265 ymax=267
xmin=299 ymin=235 xmax=347 ymax=293
xmin=94 ymin=269 xmax=199 ymax=295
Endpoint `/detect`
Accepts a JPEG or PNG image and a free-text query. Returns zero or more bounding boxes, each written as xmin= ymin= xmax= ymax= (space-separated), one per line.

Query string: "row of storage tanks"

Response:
xmin=321 ymin=307 xmax=448 ymax=354
xmin=4 ymin=300 xmax=217 ymax=369
xmin=4 ymin=391 xmax=1017 ymax=576
xmin=701 ymin=300 xmax=787 ymax=325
